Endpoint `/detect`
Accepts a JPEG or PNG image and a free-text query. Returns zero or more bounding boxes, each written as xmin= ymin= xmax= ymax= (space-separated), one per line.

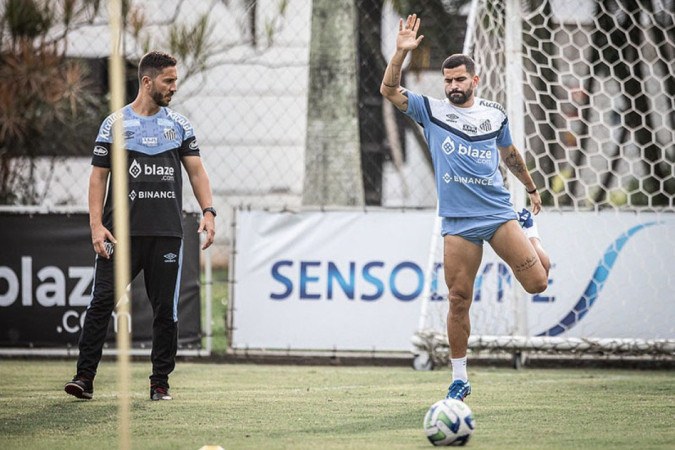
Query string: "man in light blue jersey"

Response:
xmin=65 ymin=51 xmax=216 ymax=401
xmin=381 ymin=14 xmax=550 ymax=401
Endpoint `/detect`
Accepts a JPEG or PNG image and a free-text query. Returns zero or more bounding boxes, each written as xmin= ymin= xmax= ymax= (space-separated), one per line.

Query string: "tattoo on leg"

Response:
xmin=514 ymin=255 xmax=537 ymax=273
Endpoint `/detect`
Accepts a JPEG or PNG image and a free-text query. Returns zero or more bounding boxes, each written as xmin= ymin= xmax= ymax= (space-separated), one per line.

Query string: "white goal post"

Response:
xmin=413 ymin=0 xmax=675 ymax=368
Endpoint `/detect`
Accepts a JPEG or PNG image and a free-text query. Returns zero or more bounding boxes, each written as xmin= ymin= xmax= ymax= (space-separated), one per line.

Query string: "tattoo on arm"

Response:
xmin=504 ymin=148 xmax=526 ymax=175
xmin=383 ymin=63 xmax=402 ymax=88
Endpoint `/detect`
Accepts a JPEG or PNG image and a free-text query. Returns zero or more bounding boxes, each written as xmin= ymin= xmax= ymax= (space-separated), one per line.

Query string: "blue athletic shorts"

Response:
xmin=441 ymin=211 xmax=518 ymax=246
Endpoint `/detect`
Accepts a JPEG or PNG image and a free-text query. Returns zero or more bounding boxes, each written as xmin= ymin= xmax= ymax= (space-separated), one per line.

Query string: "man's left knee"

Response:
xmin=523 ymin=275 xmax=548 ymax=294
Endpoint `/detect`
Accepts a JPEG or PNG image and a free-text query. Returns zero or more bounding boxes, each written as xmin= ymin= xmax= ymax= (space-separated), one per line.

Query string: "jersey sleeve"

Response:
xmin=180 ymin=135 xmax=200 ymax=157
xmin=496 ymin=118 xmax=513 ymax=147
xmin=401 ymin=90 xmax=429 ymax=126
xmin=91 ymin=142 xmax=111 ymax=168
xmin=91 ymin=113 xmax=119 ymax=168
xmin=170 ymin=111 xmax=200 ymax=157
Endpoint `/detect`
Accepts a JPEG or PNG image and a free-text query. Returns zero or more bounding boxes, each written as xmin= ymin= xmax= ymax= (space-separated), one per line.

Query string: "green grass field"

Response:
xmin=201 ymin=269 xmax=228 ymax=353
xmin=0 ymin=361 xmax=673 ymax=449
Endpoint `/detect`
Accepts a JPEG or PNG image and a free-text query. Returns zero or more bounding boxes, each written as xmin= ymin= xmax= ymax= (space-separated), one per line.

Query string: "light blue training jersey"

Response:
xmin=403 ymin=91 xmax=515 ymax=218
xmin=91 ymin=105 xmax=200 ymax=237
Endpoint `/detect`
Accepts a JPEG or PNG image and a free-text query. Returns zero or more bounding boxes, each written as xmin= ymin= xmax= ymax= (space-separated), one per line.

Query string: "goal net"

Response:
xmin=413 ymin=0 xmax=675 ymax=367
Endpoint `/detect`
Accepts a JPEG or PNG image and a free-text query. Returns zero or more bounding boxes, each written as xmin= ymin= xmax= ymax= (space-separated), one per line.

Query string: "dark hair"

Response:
xmin=441 ymin=54 xmax=476 ymax=75
xmin=138 ymin=51 xmax=177 ymax=81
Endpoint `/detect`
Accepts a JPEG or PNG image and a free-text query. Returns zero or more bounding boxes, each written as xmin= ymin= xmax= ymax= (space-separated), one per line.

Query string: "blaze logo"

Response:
xmin=442 ymin=137 xmax=455 ymax=155
xmin=129 ymin=160 xmax=142 ymax=178
xmin=440 ymin=138 xmax=493 ymax=163
xmin=129 ymin=160 xmax=175 ymax=180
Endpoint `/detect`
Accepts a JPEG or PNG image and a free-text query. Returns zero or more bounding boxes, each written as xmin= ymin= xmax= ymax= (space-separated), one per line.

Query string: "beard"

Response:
xmin=446 ymin=87 xmax=473 ymax=105
xmin=151 ymin=90 xmax=172 ymax=107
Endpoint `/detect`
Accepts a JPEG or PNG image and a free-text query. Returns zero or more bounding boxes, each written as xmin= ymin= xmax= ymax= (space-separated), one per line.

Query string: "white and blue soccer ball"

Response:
xmin=423 ymin=399 xmax=475 ymax=446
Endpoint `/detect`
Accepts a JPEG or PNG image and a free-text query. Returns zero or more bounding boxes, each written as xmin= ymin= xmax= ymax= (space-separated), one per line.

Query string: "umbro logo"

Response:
xmin=163 ymin=253 xmax=177 ymax=263
xmin=445 ymin=113 xmax=459 ymax=122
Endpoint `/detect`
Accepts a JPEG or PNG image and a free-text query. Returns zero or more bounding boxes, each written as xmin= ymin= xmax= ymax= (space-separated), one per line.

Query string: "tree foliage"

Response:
xmin=0 ymin=0 xmax=103 ymax=204
xmin=0 ymin=0 xmax=286 ymax=205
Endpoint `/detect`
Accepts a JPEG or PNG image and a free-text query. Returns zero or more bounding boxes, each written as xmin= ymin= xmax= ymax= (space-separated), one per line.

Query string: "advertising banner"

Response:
xmin=0 ymin=213 xmax=201 ymax=348
xmin=232 ymin=210 xmax=435 ymax=351
xmin=231 ymin=210 xmax=674 ymax=352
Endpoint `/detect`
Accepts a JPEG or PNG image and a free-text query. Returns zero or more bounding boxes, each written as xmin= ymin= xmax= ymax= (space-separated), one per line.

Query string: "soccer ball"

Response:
xmin=423 ymin=399 xmax=475 ymax=446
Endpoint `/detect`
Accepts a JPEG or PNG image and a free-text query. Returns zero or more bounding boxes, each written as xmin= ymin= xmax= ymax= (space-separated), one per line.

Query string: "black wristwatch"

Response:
xmin=202 ymin=207 xmax=217 ymax=217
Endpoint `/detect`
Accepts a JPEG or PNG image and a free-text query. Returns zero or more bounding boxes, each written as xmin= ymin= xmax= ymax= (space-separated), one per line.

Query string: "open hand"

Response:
xmin=397 ymin=14 xmax=424 ymax=51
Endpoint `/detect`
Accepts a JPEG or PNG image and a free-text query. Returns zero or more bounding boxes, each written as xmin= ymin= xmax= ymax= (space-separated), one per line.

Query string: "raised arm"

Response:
xmin=498 ymin=144 xmax=542 ymax=214
xmin=380 ymin=14 xmax=424 ymax=111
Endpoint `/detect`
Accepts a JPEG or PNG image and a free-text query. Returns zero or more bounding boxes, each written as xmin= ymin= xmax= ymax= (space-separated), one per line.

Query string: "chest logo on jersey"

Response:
xmin=164 ymin=128 xmax=177 ymax=141
xmin=128 ymin=189 xmax=177 ymax=201
xmin=463 ymin=124 xmax=477 ymax=134
xmin=479 ymin=120 xmax=492 ymax=132
xmin=142 ymin=137 xmax=158 ymax=146
xmin=129 ymin=160 xmax=142 ymax=178
xmin=441 ymin=137 xmax=493 ymax=164
xmin=129 ymin=159 xmax=175 ymax=181
xmin=442 ymin=137 xmax=456 ymax=155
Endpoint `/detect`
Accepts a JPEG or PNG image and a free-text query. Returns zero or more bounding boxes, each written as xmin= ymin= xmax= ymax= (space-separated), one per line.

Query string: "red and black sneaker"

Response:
xmin=150 ymin=384 xmax=172 ymax=401
xmin=64 ymin=377 xmax=94 ymax=400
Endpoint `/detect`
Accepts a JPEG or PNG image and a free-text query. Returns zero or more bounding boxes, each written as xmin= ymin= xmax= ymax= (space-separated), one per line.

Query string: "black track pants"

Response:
xmin=76 ymin=236 xmax=182 ymax=386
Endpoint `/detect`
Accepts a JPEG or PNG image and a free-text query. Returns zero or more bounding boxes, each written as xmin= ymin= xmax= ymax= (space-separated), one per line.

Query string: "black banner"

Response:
xmin=0 ymin=212 xmax=201 ymax=348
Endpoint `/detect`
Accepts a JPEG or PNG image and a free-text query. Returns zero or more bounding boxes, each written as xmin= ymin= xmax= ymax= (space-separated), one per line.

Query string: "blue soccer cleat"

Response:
xmin=517 ymin=207 xmax=541 ymax=239
xmin=517 ymin=208 xmax=534 ymax=229
xmin=446 ymin=380 xmax=472 ymax=401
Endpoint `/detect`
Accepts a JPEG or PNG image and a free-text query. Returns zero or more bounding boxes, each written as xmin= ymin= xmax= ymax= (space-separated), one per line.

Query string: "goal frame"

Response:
xmin=411 ymin=0 xmax=675 ymax=369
